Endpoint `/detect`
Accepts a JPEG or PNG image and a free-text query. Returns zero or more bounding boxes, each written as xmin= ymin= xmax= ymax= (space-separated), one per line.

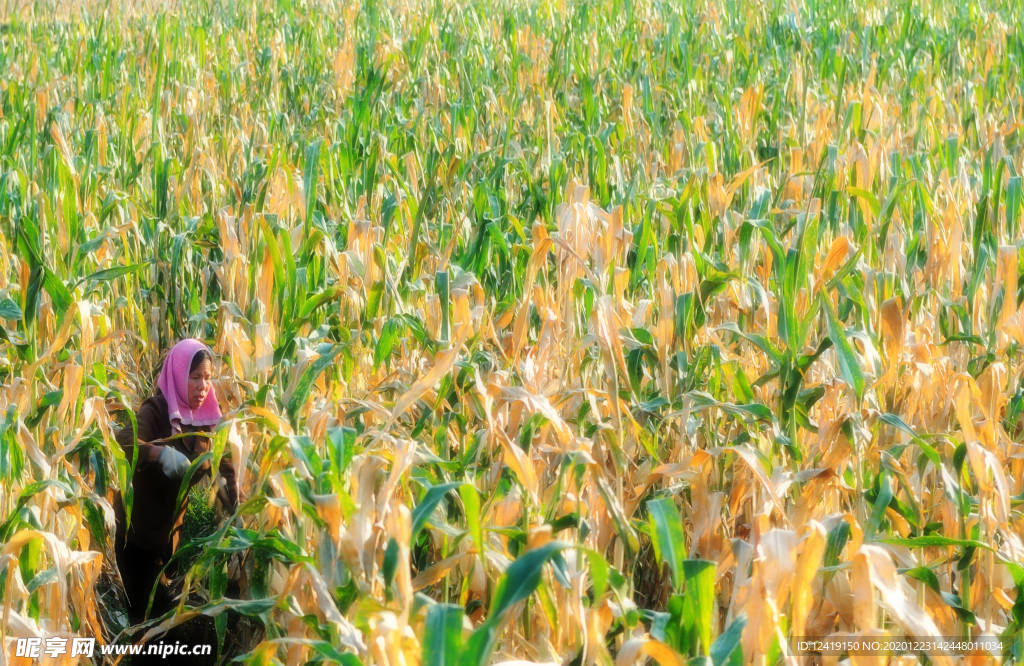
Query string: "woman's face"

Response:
xmin=187 ymin=358 xmax=214 ymax=410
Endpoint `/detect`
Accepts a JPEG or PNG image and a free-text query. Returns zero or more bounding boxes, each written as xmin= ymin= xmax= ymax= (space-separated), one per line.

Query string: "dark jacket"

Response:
xmin=112 ymin=391 xmax=238 ymax=555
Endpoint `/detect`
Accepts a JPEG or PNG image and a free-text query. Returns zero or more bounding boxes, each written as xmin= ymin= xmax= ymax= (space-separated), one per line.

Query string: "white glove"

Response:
xmin=157 ymin=446 xmax=191 ymax=480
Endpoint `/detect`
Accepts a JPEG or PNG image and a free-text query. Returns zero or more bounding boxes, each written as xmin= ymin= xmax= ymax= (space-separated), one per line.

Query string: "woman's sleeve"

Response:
xmin=114 ymin=401 xmax=163 ymax=468
xmin=218 ymin=453 xmax=238 ymax=509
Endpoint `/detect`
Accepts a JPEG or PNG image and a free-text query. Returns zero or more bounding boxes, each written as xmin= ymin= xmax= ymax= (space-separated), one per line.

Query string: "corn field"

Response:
xmin=1 ymin=0 xmax=1024 ymax=663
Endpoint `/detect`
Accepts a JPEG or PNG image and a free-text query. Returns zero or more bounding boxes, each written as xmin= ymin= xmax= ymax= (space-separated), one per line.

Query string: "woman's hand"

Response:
xmin=157 ymin=446 xmax=191 ymax=480
xmin=215 ymin=477 xmax=238 ymax=512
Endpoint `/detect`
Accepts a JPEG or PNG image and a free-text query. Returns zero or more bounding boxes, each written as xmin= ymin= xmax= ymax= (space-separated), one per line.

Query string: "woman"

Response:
xmin=113 ymin=339 xmax=238 ymax=625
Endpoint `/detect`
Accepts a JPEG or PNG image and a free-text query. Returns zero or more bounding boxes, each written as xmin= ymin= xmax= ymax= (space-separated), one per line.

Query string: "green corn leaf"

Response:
xmin=326 ymin=426 xmax=356 ymax=480
xmin=647 ymin=497 xmax=685 ymax=589
xmin=848 ymin=186 xmax=881 ymax=216
xmin=173 ymin=451 xmax=212 ymax=521
xmin=382 ymin=538 xmax=399 ymax=588
xmin=286 ymin=346 xmax=341 ymax=427
xmin=460 ymin=542 xmax=569 ymax=666
xmin=43 ymin=269 xmax=73 ymax=319
xmin=492 ymin=545 xmax=567 ymax=617
xmin=711 ymin=615 xmax=747 ymax=666
xmin=459 ymin=484 xmax=484 ymax=554
xmin=422 ymin=603 xmax=464 ymax=666
xmin=877 ymin=413 xmax=941 ymax=468
xmin=259 ymin=216 xmax=286 ymax=309
xmin=683 ymin=559 xmax=716 ymax=656
xmin=1007 ymin=176 xmax=1022 ymax=234
xmin=865 ymin=471 xmax=894 ymax=538
xmin=581 ymin=547 xmax=610 ymax=601
xmin=901 ymin=566 xmax=976 ymax=624
xmin=822 ymin=294 xmax=865 ymax=401
xmin=879 ymin=536 xmax=994 ymax=550
xmin=79 ymin=263 xmax=145 ymax=284
xmin=0 ymin=298 xmax=23 ymax=321
xmin=374 ymin=317 xmax=405 ymax=370
xmin=296 ymin=284 xmax=343 ymax=321
xmin=411 ymin=482 xmax=464 ymax=542
xmin=303 ymin=139 xmax=323 ymax=240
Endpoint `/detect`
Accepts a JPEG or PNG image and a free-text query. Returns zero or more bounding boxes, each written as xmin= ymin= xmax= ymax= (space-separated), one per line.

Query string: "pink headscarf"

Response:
xmin=157 ymin=339 xmax=221 ymax=434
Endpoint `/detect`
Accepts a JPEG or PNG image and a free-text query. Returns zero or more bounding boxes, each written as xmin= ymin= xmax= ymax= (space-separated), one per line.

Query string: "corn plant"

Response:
xmin=1 ymin=0 xmax=1024 ymax=665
